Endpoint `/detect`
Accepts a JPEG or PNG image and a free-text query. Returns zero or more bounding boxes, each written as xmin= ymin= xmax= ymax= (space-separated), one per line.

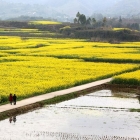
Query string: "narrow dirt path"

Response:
xmin=0 ymin=78 xmax=112 ymax=113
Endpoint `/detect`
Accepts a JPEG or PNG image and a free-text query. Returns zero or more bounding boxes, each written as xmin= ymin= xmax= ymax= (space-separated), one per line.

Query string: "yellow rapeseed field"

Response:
xmin=29 ymin=21 xmax=62 ymax=25
xmin=113 ymin=70 xmax=140 ymax=85
xmin=113 ymin=28 xmax=131 ymax=31
xmin=0 ymin=56 xmax=138 ymax=102
xmin=0 ymin=35 xmax=140 ymax=102
xmin=1 ymin=36 xmax=140 ymax=62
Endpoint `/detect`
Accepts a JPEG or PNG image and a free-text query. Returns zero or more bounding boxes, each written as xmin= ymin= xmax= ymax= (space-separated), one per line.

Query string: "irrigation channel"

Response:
xmin=0 ymin=90 xmax=140 ymax=140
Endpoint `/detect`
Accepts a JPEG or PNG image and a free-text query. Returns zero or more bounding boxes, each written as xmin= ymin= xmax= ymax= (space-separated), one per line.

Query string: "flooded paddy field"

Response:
xmin=0 ymin=90 xmax=140 ymax=140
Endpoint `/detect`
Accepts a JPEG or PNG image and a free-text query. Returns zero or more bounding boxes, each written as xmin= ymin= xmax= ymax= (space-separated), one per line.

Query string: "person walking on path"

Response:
xmin=9 ymin=94 xmax=13 ymax=105
xmin=13 ymin=94 xmax=17 ymax=105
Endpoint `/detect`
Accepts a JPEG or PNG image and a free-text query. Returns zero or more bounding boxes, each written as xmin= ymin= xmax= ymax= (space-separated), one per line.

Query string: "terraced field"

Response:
xmin=0 ymin=29 xmax=140 ymax=103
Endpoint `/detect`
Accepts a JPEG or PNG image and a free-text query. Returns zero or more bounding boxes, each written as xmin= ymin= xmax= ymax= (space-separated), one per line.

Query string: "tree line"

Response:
xmin=73 ymin=12 xmax=140 ymax=31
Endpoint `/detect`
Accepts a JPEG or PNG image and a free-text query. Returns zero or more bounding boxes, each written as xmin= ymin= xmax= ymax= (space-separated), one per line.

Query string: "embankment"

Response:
xmin=0 ymin=83 xmax=140 ymax=121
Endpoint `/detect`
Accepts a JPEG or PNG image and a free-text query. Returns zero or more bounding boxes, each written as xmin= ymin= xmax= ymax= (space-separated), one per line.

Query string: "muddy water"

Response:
xmin=0 ymin=90 xmax=140 ymax=140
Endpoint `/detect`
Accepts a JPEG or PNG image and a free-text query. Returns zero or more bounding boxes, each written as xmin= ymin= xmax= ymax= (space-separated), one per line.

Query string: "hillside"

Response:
xmin=106 ymin=0 xmax=140 ymax=17
xmin=0 ymin=0 xmax=140 ymax=20
xmin=0 ymin=1 xmax=66 ymax=21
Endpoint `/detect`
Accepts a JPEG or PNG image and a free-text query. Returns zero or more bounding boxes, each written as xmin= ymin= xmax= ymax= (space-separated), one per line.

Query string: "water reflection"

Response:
xmin=9 ymin=116 xmax=17 ymax=123
xmin=9 ymin=117 xmax=12 ymax=123
xmin=24 ymin=131 xmax=140 ymax=140
xmin=13 ymin=116 xmax=16 ymax=123
xmin=137 ymin=96 xmax=140 ymax=104
xmin=0 ymin=90 xmax=139 ymax=139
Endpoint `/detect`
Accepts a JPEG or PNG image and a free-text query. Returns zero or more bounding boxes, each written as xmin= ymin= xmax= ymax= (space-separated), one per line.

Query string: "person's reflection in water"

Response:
xmin=13 ymin=116 xmax=16 ymax=123
xmin=9 ymin=117 xmax=12 ymax=123
xmin=137 ymin=96 xmax=140 ymax=104
xmin=9 ymin=116 xmax=17 ymax=123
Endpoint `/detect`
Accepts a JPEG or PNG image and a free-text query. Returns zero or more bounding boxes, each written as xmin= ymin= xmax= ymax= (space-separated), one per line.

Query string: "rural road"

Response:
xmin=0 ymin=78 xmax=112 ymax=113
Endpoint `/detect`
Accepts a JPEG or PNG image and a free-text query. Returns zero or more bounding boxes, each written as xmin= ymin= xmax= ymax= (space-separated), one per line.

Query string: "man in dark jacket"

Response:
xmin=13 ymin=94 xmax=17 ymax=105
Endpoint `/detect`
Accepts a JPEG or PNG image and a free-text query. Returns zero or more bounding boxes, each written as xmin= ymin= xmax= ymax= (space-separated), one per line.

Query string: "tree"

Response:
xmin=131 ymin=23 xmax=139 ymax=30
xmin=76 ymin=12 xmax=80 ymax=18
xmin=119 ymin=16 xmax=122 ymax=23
xmin=74 ymin=18 xmax=78 ymax=24
xmin=92 ymin=18 xmax=96 ymax=25
xmin=79 ymin=14 xmax=86 ymax=25
xmin=86 ymin=17 xmax=91 ymax=25
xmin=103 ymin=17 xmax=107 ymax=26
xmin=76 ymin=12 xmax=81 ymax=24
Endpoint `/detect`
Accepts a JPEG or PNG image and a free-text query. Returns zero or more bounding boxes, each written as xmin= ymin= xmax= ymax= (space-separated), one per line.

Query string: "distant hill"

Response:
xmin=0 ymin=0 xmax=67 ymax=21
xmin=0 ymin=0 xmax=120 ymax=17
xmin=105 ymin=0 xmax=140 ymax=17
xmin=0 ymin=0 xmax=140 ymax=21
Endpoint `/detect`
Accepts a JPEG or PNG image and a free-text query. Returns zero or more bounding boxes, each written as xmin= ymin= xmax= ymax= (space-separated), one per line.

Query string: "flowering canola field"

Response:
xmin=29 ymin=21 xmax=62 ymax=25
xmin=0 ymin=35 xmax=140 ymax=102
xmin=112 ymin=70 xmax=140 ymax=85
